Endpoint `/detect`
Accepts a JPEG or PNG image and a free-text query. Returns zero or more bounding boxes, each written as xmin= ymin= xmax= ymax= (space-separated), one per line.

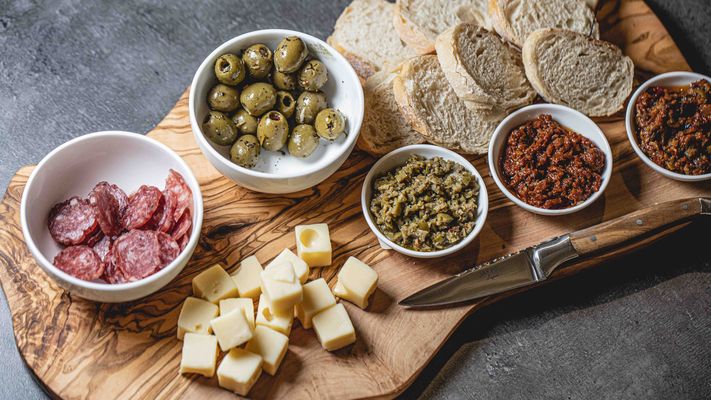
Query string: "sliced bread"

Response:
xmin=435 ymin=23 xmax=536 ymax=112
xmin=358 ymin=71 xmax=426 ymax=155
xmin=522 ymin=28 xmax=634 ymax=117
xmin=392 ymin=55 xmax=503 ymax=154
xmin=393 ymin=0 xmax=491 ymax=55
xmin=489 ymin=0 xmax=599 ymax=47
xmin=327 ymin=0 xmax=418 ymax=81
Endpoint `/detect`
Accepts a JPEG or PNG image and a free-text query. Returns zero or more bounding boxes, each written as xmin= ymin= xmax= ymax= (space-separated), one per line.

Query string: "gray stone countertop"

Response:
xmin=0 ymin=1 xmax=709 ymax=399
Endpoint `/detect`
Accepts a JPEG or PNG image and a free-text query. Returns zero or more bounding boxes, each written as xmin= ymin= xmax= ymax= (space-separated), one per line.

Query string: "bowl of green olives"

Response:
xmin=189 ymin=29 xmax=364 ymax=194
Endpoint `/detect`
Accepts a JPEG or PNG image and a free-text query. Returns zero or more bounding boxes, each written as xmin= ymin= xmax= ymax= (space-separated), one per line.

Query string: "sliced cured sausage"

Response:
xmin=48 ymin=197 xmax=99 ymax=246
xmin=89 ymin=182 xmax=122 ymax=236
xmin=170 ymin=209 xmax=192 ymax=240
xmin=156 ymin=190 xmax=177 ymax=233
xmin=92 ymin=235 xmax=112 ymax=263
xmin=121 ymin=185 xmax=163 ymax=230
xmin=113 ymin=230 xmax=162 ymax=281
xmin=53 ymin=245 xmax=104 ymax=281
xmin=156 ymin=232 xmax=180 ymax=267
xmin=165 ymin=169 xmax=193 ymax=223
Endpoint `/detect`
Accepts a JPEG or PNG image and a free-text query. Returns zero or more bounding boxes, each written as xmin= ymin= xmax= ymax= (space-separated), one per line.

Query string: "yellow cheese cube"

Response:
xmin=217 ymin=348 xmax=262 ymax=396
xmin=334 ymin=257 xmax=379 ymax=309
xmin=220 ymin=298 xmax=255 ymax=330
xmin=177 ymin=297 xmax=219 ymax=340
xmin=260 ymin=261 xmax=303 ymax=315
xmin=256 ymin=294 xmax=293 ymax=336
xmin=231 ymin=256 xmax=263 ymax=298
xmin=268 ymin=248 xmax=309 ymax=283
xmin=312 ymin=303 xmax=356 ymax=351
xmin=294 ymin=278 xmax=336 ymax=329
xmin=192 ymin=264 xmax=239 ymax=303
xmin=245 ymin=325 xmax=289 ymax=376
xmin=295 ymin=223 xmax=332 ymax=267
xmin=210 ymin=308 xmax=254 ymax=351
xmin=179 ymin=333 xmax=218 ymax=377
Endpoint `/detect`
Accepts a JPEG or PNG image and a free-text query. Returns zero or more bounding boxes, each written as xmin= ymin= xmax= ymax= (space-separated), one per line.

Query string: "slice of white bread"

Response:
xmin=393 ymin=55 xmax=503 ymax=154
xmin=435 ymin=23 xmax=536 ymax=112
xmin=328 ymin=0 xmax=418 ymax=81
xmin=358 ymin=71 xmax=426 ymax=155
xmin=394 ymin=0 xmax=491 ymax=55
xmin=489 ymin=0 xmax=599 ymax=47
xmin=522 ymin=28 xmax=634 ymax=117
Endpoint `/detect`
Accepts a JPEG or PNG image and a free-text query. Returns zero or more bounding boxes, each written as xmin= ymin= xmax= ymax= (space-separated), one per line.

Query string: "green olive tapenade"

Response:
xmin=369 ymin=155 xmax=479 ymax=252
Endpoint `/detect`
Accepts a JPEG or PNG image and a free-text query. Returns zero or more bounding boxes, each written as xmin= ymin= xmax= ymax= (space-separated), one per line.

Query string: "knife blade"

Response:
xmin=399 ymin=197 xmax=710 ymax=309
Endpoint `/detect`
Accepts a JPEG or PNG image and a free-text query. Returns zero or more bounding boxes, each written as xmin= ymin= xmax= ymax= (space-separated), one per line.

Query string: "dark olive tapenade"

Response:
xmin=500 ymin=114 xmax=606 ymax=209
xmin=634 ymin=79 xmax=711 ymax=175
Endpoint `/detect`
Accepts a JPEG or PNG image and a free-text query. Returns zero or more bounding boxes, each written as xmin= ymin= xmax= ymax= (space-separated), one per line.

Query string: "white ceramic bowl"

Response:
xmin=625 ymin=71 xmax=711 ymax=182
xmin=20 ymin=131 xmax=203 ymax=303
xmin=189 ymin=29 xmax=364 ymax=194
xmin=488 ymin=104 xmax=613 ymax=216
xmin=361 ymin=145 xmax=489 ymax=259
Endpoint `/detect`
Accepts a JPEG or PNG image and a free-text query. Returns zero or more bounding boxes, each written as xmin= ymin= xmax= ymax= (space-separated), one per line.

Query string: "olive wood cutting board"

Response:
xmin=0 ymin=1 xmax=709 ymax=398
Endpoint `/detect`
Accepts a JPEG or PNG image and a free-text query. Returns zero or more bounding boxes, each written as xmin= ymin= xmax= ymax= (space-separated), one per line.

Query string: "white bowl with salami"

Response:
xmin=20 ymin=131 xmax=203 ymax=303
xmin=189 ymin=29 xmax=364 ymax=194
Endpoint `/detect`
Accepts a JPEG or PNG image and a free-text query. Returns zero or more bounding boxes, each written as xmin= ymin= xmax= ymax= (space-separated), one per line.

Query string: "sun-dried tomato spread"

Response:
xmin=634 ymin=79 xmax=711 ymax=175
xmin=500 ymin=114 xmax=606 ymax=209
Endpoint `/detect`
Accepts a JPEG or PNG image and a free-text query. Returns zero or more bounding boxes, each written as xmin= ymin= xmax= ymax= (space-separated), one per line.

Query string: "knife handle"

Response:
xmin=569 ymin=197 xmax=706 ymax=256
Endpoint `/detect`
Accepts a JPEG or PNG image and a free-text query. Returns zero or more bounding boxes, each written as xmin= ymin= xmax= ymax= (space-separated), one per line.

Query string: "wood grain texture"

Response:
xmin=0 ymin=0 xmax=708 ymax=399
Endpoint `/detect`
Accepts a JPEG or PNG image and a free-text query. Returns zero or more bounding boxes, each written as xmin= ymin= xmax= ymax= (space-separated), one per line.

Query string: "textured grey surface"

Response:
xmin=0 ymin=1 xmax=709 ymax=399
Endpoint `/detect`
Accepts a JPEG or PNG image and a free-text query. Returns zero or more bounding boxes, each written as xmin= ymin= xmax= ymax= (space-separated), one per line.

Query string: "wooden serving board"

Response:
xmin=0 ymin=1 xmax=709 ymax=398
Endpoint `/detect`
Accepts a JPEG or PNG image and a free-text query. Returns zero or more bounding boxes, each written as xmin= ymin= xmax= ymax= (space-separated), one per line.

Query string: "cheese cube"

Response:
xmin=245 ymin=325 xmax=289 ymax=376
xmin=217 ymin=348 xmax=262 ymax=396
xmin=220 ymin=298 xmax=255 ymax=330
xmin=294 ymin=278 xmax=336 ymax=329
xmin=333 ymin=257 xmax=379 ymax=309
xmin=312 ymin=303 xmax=356 ymax=351
xmin=295 ymin=223 xmax=332 ymax=267
xmin=210 ymin=308 xmax=254 ymax=351
xmin=192 ymin=264 xmax=238 ymax=303
xmin=268 ymin=248 xmax=309 ymax=283
xmin=256 ymin=294 xmax=293 ymax=336
xmin=177 ymin=297 xmax=219 ymax=340
xmin=179 ymin=333 xmax=218 ymax=377
xmin=260 ymin=261 xmax=303 ymax=315
xmin=232 ymin=255 xmax=263 ymax=298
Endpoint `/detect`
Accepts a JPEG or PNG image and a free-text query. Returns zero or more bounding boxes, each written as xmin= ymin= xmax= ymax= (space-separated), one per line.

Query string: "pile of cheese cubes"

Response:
xmin=177 ymin=223 xmax=379 ymax=396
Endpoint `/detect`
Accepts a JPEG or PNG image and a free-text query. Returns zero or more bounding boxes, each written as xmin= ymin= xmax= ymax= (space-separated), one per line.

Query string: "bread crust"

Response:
xmin=393 ymin=1 xmax=437 ymax=55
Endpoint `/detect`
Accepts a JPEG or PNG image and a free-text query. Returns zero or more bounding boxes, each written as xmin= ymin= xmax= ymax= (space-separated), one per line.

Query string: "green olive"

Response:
xmin=295 ymin=91 xmax=327 ymax=124
xmin=271 ymin=68 xmax=297 ymax=91
xmin=274 ymin=36 xmax=308 ymax=73
xmin=214 ymin=54 xmax=246 ymax=86
xmin=232 ymin=109 xmax=258 ymax=135
xmin=240 ymin=82 xmax=277 ymax=116
xmin=230 ymin=135 xmax=261 ymax=168
xmin=275 ymin=91 xmax=296 ymax=119
xmin=202 ymin=111 xmax=238 ymax=146
xmin=288 ymin=124 xmax=320 ymax=158
xmin=257 ymin=111 xmax=289 ymax=151
xmin=314 ymin=108 xmax=346 ymax=140
xmin=298 ymin=59 xmax=328 ymax=91
xmin=207 ymin=84 xmax=240 ymax=112
xmin=242 ymin=44 xmax=273 ymax=79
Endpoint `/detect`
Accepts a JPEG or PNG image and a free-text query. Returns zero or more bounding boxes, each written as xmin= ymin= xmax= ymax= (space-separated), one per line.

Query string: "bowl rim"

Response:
xmin=360 ymin=144 xmax=489 ymax=259
xmin=189 ymin=28 xmax=365 ymax=180
xmin=20 ymin=131 xmax=204 ymax=293
xmin=624 ymin=70 xmax=711 ymax=182
xmin=487 ymin=104 xmax=613 ymax=216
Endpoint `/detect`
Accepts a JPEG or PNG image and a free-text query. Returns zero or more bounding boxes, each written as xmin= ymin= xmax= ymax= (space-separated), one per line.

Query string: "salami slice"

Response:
xmin=102 ymin=251 xmax=126 ymax=284
xmin=170 ymin=209 xmax=192 ymax=240
xmin=48 ymin=197 xmax=99 ymax=246
xmin=113 ymin=230 xmax=162 ymax=281
xmin=176 ymin=234 xmax=189 ymax=251
xmin=54 ymin=245 xmax=104 ymax=281
xmin=92 ymin=235 xmax=112 ymax=263
xmin=121 ymin=185 xmax=163 ymax=230
xmin=104 ymin=182 xmax=129 ymax=215
xmin=85 ymin=230 xmax=104 ymax=247
xmin=144 ymin=194 xmax=166 ymax=230
xmin=156 ymin=190 xmax=176 ymax=233
xmin=156 ymin=232 xmax=180 ymax=268
xmin=89 ymin=182 xmax=122 ymax=236
xmin=165 ymin=169 xmax=192 ymax=223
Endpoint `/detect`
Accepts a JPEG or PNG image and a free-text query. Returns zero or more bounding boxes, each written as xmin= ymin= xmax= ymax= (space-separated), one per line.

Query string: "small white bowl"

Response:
xmin=189 ymin=29 xmax=364 ymax=194
xmin=488 ymin=104 xmax=613 ymax=216
xmin=361 ymin=145 xmax=489 ymax=259
xmin=20 ymin=131 xmax=204 ymax=303
xmin=625 ymin=71 xmax=711 ymax=182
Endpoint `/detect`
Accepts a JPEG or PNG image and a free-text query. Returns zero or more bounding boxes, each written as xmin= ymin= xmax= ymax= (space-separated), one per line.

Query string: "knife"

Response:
xmin=400 ymin=197 xmax=710 ymax=308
